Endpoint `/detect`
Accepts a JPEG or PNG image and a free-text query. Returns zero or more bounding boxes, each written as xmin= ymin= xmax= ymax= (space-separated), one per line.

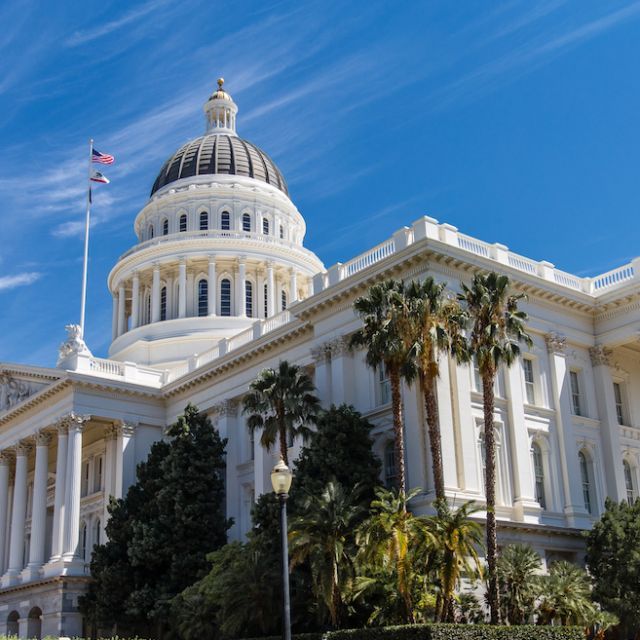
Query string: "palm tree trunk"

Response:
xmin=482 ymin=371 xmax=501 ymax=624
xmin=422 ymin=373 xmax=445 ymax=502
xmin=389 ymin=369 xmax=406 ymax=498
xmin=278 ymin=410 xmax=289 ymax=466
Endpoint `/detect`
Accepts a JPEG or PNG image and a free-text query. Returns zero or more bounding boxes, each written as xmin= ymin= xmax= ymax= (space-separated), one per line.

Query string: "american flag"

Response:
xmin=92 ymin=148 xmax=115 ymax=165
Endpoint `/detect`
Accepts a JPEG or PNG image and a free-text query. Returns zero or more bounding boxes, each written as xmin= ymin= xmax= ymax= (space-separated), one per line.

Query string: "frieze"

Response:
xmin=0 ymin=373 xmax=44 ymax=412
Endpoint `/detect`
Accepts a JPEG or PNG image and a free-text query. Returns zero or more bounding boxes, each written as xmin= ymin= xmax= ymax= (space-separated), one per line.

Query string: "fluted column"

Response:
xmin=4 ymin=444 xmax=30 ymax=583
xmin=113 ymin=422 xmax=136 ymax=499
xmin=289 ymin=269 xmax=298 ymax=303
xmin=0 ymin=453 xmax=10 ymax=575
xmin=102 ymin=426 xmax=117 ymax=536
xmin=266 ymin=262 xmax=275 ymax=317
xmin=49 ymin=422 xmax=68 ymax=564
xmin=117 ymin=285 xmax=126 ymax=336
xmin=62 ymin=415 xmax=88 ymax=566
xmin=208 ymin=258 xmax=217 ymax=316
xmin=111 ymin=293 xmax=118 ymax=341
xmin=151 ymin=263 xmax=161 ymax=323
xmin=238 ymin=258 xmax=247 ymax=317
xmin=131 ymin=272 xmax=140 ymax=329
xmin=24 ymin=432 xmax=51 ymax=579
xmin=178 ymin=259 xmax=187 ymax=318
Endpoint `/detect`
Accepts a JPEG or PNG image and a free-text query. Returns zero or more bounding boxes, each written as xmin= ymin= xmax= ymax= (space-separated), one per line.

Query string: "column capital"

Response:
xmin=238 ymin=255 xmax=247 ymax=265
xmin=328 ymin=335 xmax=352 ymax=357
xmin=214 ymin=398 xmax=239 ymax=417
xmin=310 ymin=343 xmax=329 ymax=364
xmin=35 ymin=431 xmax=52 ymax=447
xmin=0 ymin=451 xmax=12 ymax=466
xmin=589 ymin=344 xmax=612 ymax=367
xmin=57 ymin=412 xmax=91 ymax=433
xmin=545 ymin=332 xmax=566 ymax=354
xmin=113 ymin=420 xmax=136 ymax=438
xmin=14 ymin=442 xmax=32 ymax=457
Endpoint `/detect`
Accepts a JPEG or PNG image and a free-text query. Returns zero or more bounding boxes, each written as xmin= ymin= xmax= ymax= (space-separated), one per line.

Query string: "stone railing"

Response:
xmin=73 ymin=355 xmax=167 ymax=387
xmin=312 ymin=215 xmax=640 ymax=298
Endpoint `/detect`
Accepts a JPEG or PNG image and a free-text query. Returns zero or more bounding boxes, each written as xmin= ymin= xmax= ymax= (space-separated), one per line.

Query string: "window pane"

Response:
xmin=579 ymin=452 xmax=592 ymax=514
xmin=162 ymin=219 xmax=168 ymax=235
xmin=221 ymin=279 xmax=231 ymax=316
xmin=221 ymin=211 xmax=230 ymax=230
xmin=570 ymin=371 xmax=582 ymax=416
xmin=242 ymin=213 xmax=251 ymax=232
xmin=384 ymin=442 xmax=397 ymax=488
xmin=624 ymin=461 xmax=635 ymax=505
xmin=179 ymin=214 xmax=187 ymax=232
xmin=613 ymin=383 xmax=624 ymax=425
xmin=378 ymin=366 xmax=390 ymax=405
xmin=279 ymin=225 xmax=284 ymax=239
xmin=523 ymin=359 xmax=535 ymax=404
xmin=198 ymin=280 xmax=208 ymax=316
xmin=532 ymin=444 xmax=546 ymax=509
xmin=245 ymin=281 xmax=253 ymax=317
xmin=263 ymin=283 xmax=268 ymax=318
xmin=160 ymin=287 xmax=167 ymax=321
xmin=199 ymin=211 xmax=208 ymax=230
xmin=263 ymin=218 xmax=269 ymax=234
xmin=281 ymin=290 xmax=287 ymax=311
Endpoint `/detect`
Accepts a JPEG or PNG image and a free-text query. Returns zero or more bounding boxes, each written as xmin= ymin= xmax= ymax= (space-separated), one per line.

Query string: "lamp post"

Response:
xmin=271 ymin=458 xmax=293 ymax=640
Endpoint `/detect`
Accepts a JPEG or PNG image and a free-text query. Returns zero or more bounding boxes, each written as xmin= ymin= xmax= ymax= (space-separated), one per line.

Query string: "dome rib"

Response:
xmin=150 ymin=134 xmax=288 ymax=196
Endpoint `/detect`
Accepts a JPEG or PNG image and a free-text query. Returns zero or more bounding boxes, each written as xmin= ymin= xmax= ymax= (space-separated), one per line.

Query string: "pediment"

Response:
xmin=0 ymin=364 xmax=63 ymax=414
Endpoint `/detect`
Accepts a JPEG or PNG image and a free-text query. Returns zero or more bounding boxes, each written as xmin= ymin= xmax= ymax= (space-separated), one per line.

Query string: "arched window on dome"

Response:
xmin=162 ymin=218 xmax=169 ymax=236
xmin=220 ymin=279 xmax=231 ymax=316
xmin=199 ymin=211 xmax=208 ymax=231
xmin=179 ymin=214 xmax=187 ymax=232
xmin=221 ymin=211 xmax=230 ymax=231
xmin=245 ymin=281 xmax=253 ymax=317
xmin=242 ymin=213 xmax=251 ymax=232
xmin=148 ymin=224 xmax=154 ymax=239
xmin=281 ymin=290 xmax=287 ymax=311
xmin=279 ymin=225 xmax=284 ymax=239
xmin=262 ymin=218 xmax=269 ymax=235
xmin=264 ymin=283 xmax=268 ymax=318
xmin=160 ymin=287 xmax=167 ymax=321
xmin=198 ymin=279 xmax=208 ymax=317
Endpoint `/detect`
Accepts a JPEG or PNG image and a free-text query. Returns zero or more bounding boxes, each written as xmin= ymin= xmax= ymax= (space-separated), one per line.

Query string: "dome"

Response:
xmin=150 ymin=133 xmax=289 ymax=196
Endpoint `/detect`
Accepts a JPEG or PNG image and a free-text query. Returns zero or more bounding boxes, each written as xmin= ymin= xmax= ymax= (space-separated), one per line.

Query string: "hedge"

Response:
xmin=243 ymin=624 xmax=584 ymax=640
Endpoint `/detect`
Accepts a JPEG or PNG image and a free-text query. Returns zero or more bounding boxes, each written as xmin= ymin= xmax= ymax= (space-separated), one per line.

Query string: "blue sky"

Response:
xmin=1 ymin=0 xmax=640 ymax=367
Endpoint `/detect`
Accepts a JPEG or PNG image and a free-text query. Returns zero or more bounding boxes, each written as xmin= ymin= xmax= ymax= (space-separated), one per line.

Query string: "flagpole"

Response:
xmin=79 ymin=138 xmax=93 ymax=339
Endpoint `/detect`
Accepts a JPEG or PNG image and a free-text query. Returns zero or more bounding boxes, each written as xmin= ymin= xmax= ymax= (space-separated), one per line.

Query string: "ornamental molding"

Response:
xmin=310 ymin=344 xmax=329 ymax=364
xmin=0 ymin=372 xmax=46 ymax=413
xmin=0 ymin=451 xmax=13 ymax=465
xmin=218 ymin=398 xmax=240 ymax=417
xmin=589 ymin=345 xmax=612 ymax=367
xmin=545 ymin=332 xmax=566 ymax=354
xmin=14 ymin=442 xmax=32 ymax=456
xmin=112 ymin=420 xmax=137 ymax=437
xmin=35 ymin=432 xmax=52 ymax=447
xmin=327 ymin=335 xmax=352 ymax=357
xmin=57 ymin=324 xmax=93 ymax=368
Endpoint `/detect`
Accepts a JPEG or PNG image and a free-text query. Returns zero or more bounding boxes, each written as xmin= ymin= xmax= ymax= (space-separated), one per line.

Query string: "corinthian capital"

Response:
xmin=545 ymin=332 xmax=566 ymax=354
xmin=35 ymin=431 xmax=52 ymax=447
xmin=589 ymin=345 xmax=612 ymax=367
xmin=328 ymin=336 xmax=351 ymax=357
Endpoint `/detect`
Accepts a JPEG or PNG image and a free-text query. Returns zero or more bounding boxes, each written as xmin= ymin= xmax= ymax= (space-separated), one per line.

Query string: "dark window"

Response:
xmin=242 ymin=213 xmax=251 ymax=232
xmin=179 ymin=214 xmax=187 ymax=232
xmin=245 ymin=281 xmax=253 ymax=317
xmin=162 ymin=219 xmax=169 ymax=235
xmin=263 ymin=218 xmax=269 ymax=234
xmin=198 ymin=279 xmax=208 ymax=316
xmin=221 ymin=279 xmax=231 ymax=316
xmin=160 ymin=287 xmax=167 ymax=321
xmin=279 ymin=225 xmax=284 ymax=239
xmin=384 ymin=442 xmax=397 ymax=488
xmin=264 ymin=283 xmax=268 ymax=318
xmin=221 ymin=211 xmax=230 ymax=230
xmin=281 ymin=290 xmax=287 ymax=311
xmin=199 ymin=211 xmax=208 ymax=230
xmin=148 ymin=224 xmax=154 ymax=239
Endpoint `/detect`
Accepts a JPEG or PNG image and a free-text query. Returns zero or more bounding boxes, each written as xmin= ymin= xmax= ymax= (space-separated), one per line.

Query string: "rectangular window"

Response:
xmin=378 ymin=365 xmax=390 ymax=406
xmin=570 ymin=371 xmax=582 ymax=416
xmin=613 ymin=382 xmax=625 ymax=425
xmin=523 ymin=358 xmax=535 ymax=405
xmin=94 ymin=455 xmax=104 ymax=492
xmin=81 ymin=461 xmax=90 ymax=497
xmin=472 ymin=358 xmax=482 ymax=392
xmin=384 ymin=442 xmax=397 ymax=489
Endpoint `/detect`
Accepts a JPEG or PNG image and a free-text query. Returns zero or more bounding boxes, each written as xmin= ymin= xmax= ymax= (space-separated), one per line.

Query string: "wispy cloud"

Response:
xmin=0 ymin=272 xmax=41 ymax=292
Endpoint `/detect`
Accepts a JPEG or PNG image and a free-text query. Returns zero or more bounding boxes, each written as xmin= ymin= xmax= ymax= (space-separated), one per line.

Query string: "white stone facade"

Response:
xmin=1 ymin=83 xmax=640 ymax=637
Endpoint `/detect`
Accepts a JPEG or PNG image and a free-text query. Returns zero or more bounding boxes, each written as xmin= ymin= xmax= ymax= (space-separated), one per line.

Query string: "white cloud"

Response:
xmin=0 ymin=272 xmax=41 ymax=292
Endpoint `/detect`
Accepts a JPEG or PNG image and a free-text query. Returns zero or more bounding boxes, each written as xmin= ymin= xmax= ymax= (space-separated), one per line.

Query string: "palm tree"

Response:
xmin=351 ymin=280 xmax=416 ymax=497
xmin=356 ymin=487 xmax=433 ymax=623
xmin=496 ymin=544 xmax=541 ymax=624
xmin=289 ymin=480 xmax=366 ymax=628
xmin=457 ymin=271 xmax=532 ymax=624
xmin=427 ymin=500 xmax=484 ymax=622
xmin=402 ymin=278 xmax=467 ymax=502
xmin=242 ymin=360 xmax=320 ymax=465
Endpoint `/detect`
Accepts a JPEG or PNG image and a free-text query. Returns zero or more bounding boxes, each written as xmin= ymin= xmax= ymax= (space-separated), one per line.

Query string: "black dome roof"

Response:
xmin=151 ymin=133 xmax=288 ymax=196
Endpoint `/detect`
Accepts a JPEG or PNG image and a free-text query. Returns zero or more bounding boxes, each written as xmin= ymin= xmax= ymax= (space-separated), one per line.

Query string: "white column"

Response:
xmin=117 ymin=285 xmax=126 ymax=337
xmin=178 ymin=259 xmax=187 ymax=318
xmin=0 ymin=453 xmax=10 ymax=575
xmin=266 ymin=262 xmax=275 ymax=317
xmin=546 ymin=333 xmax=591 ymax=528
xmin=437 ymin=356 xmax=459 ymax=492
xmin=151 ymin=263 xmax=161 ymax=323
xmin=111 ymin=294 xmax=118 ymax=341
xmin=504 ymin=362 xmax=540 ymax=523
xmin=328 ymin=337 xmax=353 ymax=405
xmin=131 ymin=272 xmax=140 ymax=329
xmin=62 ymin=416 xmax=86 ymax=567
xmin=4 ymin=444 xmax=29 ymax=583
xmin=311 ymin=344 xmax=331 ymax=406
xmin=218 ymin=401 xmax=240 ymax=540
xmin=47 ymin=422 xmax=68 ymax=566
xmin=114 ymin=422 xmax=136 ymax=499
xmin=289 ymin=269 xmax=298 ymax=303
xmin=102 ymin=427 xmax=116 ymax=538
xmin=208 ymin=258 xmax=217 ymax=316
xmin=590 ymin=346 xmax=627 ymax=501
xmin=24 ymin=432 xmax=51 ymax=579
xmin=238 ymin=258 xmax=246 ymax=317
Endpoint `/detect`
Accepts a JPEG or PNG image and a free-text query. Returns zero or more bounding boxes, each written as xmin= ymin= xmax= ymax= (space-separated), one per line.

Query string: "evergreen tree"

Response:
xmin=81 ymin=405 xmax=230 ymax=636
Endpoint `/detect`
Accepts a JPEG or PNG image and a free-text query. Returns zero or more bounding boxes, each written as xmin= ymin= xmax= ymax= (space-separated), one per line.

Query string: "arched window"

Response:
xmin=264 ymin=283 xmax=268 ymax=318
xmin=146 ymin=293 xmax=151 ymax=325
xmin=262 ymin=218 xmax=269 ymax=234
xmin=281 ymin=290 xmax=287 ymax=311
xmin=624 ymin=460 xmax=636 ymax=505
xmin=245 ymin=281 xmax=253 ymax=317
xmin=160 ymin=286 xmax=167 ymax=321
xmin=198 ymin=279 xmax=208 ymax=317
xmin=221 ymin=211 xmax=230 ymax=230
xmin=579 ymin=451 xmax=593 ymax=514
xmin=532 ymin=442 xmax=546 ymax=509
xmin=199 ymin=211 xmax=208 ymax=231
xmin=7 ymin=611 xmax=19 ymax=637
xmin=384 ymin=441 xmax=397 ymax=489
xmin=220 ymin=279 xmax=231 ymax=316
xmin=179 ymin=213 xmax=187 ymax=232
xmin=162 ymin=218 xmax=169 ymax=235
xmin=279 ymin=225 xmax=284 ymax=239
xmin=148 ymin=224 xmax=154 ymax=239
xmin=242 ymin=213 xmax=251 ymax=232
xmin=27 ymin=608 xmax=42 ymax=640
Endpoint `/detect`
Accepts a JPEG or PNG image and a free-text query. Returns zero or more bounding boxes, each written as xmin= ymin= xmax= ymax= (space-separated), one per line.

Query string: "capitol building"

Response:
xmin=1 ymin=80 xmax=640 ymax=638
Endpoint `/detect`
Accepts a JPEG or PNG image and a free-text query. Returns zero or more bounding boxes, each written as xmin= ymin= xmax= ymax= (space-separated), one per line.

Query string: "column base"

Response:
xmin=20 ymin=564 xmax=44 ymax=583
xmin=512 ymin=498 xmax=543 ymax=524
xmin=563 ymin=505 xmax=592 ymax=529
xmin=1 ymin=568 xmax=22 ymax=588
xmin=42 ymin=555 xmax=86 ymax=578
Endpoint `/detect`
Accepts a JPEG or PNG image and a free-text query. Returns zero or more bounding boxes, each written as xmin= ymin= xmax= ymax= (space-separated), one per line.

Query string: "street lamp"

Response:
xmin=271 ymin=458 xmax=293 ymax=640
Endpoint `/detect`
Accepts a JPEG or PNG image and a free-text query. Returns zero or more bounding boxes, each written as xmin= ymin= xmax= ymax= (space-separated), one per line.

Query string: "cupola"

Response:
xmin=203 ymin=78 xmax=238 ymax=135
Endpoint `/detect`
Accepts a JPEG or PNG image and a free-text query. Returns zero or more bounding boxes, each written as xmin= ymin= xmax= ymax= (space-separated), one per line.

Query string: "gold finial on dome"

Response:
xmin=217 ymin=77 xmax=224 ymax=90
